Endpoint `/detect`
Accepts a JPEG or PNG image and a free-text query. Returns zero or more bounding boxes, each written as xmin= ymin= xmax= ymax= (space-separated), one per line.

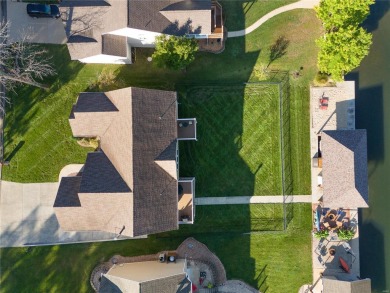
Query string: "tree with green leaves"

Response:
xmin=315 ymin=0 xmax=374 ymax=81
xmin=152 ymin=35 xmax=198 ymax=70
xmin=316 ymin=27 xmax=372 ymax=81
xmin=316 ymin=0 xmax=374 ymax=32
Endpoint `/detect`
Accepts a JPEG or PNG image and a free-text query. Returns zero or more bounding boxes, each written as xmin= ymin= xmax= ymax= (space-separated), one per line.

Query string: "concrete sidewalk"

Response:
xmin=195 ymin=195 xmax=312 ymax=205
xmin=0 ymin=181 xmax=137 ymax=247
xmin=228 ymin=0 xmax=320 ymax=38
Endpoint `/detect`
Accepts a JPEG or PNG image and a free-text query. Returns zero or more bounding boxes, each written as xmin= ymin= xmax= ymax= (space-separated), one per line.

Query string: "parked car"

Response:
xmin=26 ymin=3 xmax=61 ymax=19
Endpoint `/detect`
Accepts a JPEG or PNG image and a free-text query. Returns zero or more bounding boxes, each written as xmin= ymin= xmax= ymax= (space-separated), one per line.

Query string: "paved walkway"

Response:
xmin=195 ymin=195 xmax=311 ymax=205
xmin=0 ymin=181 xmax=140 ymax=247
xmin=228 ymin=0 xmax=320 ymax=38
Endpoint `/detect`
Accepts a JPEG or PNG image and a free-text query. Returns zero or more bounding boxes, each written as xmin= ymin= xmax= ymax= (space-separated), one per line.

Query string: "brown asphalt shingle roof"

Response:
xmin=129 ymin=0 xmax=211 ymax=35
xmin=65 ymin=0 xmax=212 ymax=60
xmin=55 ymin=87 xmax=179 ymax=236
xmin=322 ymin=130 xmax=369 ymax=209
xmin=62 ymin=1 xmax=127 ymax=60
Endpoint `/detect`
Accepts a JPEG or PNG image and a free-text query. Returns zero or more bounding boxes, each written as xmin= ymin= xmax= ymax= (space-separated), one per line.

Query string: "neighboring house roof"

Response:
xmin=323 ymin=277 xmax=371 ymax=293
xmin=322 ymin=130 xmax=369 ymax=209
xmin=54 ymin=87 xmax=179 ymax=237
xmin=100 ymin=260 xmax=189 ymax=293
xmin=63 ymin=0 xmax=212 ymax=60
xmin=129 ymin=0 xmax=212 ymax=35
xmin=61 ymin=1 xmax=127 ymax=60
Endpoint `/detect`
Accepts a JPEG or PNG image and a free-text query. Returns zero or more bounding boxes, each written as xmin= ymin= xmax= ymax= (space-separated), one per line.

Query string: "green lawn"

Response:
xmin=178 ymin=84 xmax=282 ymax=196
xmin=0 ymin=203 xmax=312 ymax=293
xmin=221 ymin=0 xmax=298 ymax=31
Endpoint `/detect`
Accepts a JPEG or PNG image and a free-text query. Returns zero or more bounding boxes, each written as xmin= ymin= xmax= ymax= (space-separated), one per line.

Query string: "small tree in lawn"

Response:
xmin=152 ymin=35 xmax=198 ymax=70
xmin=315 ymin=0 xmax=374 ymax=81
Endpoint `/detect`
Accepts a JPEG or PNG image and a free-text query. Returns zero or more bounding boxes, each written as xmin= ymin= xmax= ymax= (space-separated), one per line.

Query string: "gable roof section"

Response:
xmin=322 ymin=130 xmax=369 ymax=209
xmin=128 ymin=0 xmax=211 ymax=35
xmin=73 ymin=92 xmax=119 ymax=113
xmin=63 ymin=1 xmax=127 ymax=60
xmin=79 ymin=151 xmax=131 ymax=193
xmin=131 ymin=87 xmax=178 ymax=236
xmin=54 ymin=176 xmax=82 ymax=207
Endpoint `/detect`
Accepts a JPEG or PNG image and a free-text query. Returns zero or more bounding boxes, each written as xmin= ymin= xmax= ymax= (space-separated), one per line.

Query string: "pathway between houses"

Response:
xmin=195 ymin=195 xmax=312 ymax=205
xmin=0 ymin=179 xmax=312 ymax=247
xmin=227 ymin=0 xmax=320 ymax=38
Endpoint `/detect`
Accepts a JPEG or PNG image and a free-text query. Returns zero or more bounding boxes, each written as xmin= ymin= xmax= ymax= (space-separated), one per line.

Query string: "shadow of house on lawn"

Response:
xmin=3 ymin=45 xmax=85 ymax=168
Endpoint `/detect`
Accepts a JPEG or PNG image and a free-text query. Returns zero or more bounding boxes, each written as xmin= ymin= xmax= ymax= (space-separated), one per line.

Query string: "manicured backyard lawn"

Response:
xmin=178 ymin=84 xmax=282 ymax=196
xmin=0 ymin=203 xmax=312 ymax=293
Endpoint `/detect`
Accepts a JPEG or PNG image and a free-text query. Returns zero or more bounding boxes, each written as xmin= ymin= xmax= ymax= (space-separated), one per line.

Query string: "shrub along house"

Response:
xmin=62 ymin=0 xmax=224 ymax=64
xmin=53 ymin=87 xmax=196 ymax=237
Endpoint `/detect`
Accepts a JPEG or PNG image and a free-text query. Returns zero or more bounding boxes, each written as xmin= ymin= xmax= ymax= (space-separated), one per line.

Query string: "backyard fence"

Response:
xmin=175 ymin=73 xmax=294 ymax=233
xmin=246 ymin=70 xmax=294 ymax=231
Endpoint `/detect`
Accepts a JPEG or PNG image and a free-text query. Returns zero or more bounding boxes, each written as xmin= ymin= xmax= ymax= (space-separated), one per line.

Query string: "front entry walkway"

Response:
xmin=0 ymin=181 xmax=131 ymax=247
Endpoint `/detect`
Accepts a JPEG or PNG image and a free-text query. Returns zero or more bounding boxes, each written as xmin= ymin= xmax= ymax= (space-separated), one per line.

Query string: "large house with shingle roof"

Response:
xmin=61 ymin=0 xmax=224 ymax=64
xmin=54 ymin=87 xmax=197 ymax=237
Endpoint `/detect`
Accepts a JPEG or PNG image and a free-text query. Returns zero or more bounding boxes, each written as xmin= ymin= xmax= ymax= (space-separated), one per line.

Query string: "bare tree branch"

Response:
xmin=0 ymin=21 xmax=56 ymax=93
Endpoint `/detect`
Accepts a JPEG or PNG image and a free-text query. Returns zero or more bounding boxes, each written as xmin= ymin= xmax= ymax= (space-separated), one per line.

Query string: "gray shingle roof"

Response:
xmin=322 ymin=130 xmax=369 ymax=209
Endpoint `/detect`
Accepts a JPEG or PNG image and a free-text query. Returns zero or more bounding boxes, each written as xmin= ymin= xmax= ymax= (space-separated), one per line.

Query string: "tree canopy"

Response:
xmin=316 ymin=0 xmax=374 ymax=32
xmin=316 ymin=27 xmax=372 ymax=81
xmin=152 ymin=35 xmax=198 ymax=70
xmin=0 ymin=22 xmax=55 ymax=91
xmin=315 ymin=0 xmax=374 ymax=81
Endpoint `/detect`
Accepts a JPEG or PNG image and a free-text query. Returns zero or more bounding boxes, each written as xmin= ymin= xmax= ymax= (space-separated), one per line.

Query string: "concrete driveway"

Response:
xmin=7 ymin=1 xmax=67 ymax=44
xmin=0 ymin=181 xmax=123 ymax=247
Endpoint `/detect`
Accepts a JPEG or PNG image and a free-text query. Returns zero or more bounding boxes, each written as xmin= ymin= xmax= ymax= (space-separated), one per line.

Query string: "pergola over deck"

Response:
xmin=322 ymin=130 xmax=369 ymax=209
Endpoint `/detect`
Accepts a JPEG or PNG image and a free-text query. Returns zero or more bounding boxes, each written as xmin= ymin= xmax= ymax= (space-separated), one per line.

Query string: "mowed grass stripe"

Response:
xmin=179 ymin=84 xmax=282 ymax=197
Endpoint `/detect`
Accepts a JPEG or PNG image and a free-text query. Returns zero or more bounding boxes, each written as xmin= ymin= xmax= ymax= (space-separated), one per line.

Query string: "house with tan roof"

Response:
xmin=61 ymin=0 xmax=224 ymax=64
xmin=321 ymin=129 xmax=369 ymax=209
xmin=54 ymin=87 xmax=197 ymax=237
